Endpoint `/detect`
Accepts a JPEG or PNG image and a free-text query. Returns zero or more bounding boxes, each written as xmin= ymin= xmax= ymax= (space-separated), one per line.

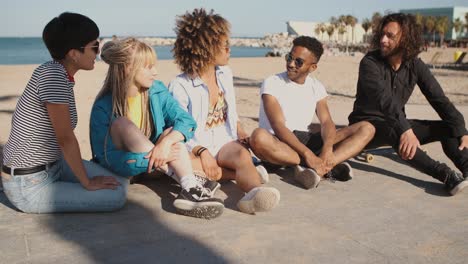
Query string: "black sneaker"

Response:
xmin=325 ymin=162 xmax=354 ymax=182
xmin=444 ymin=171 xmax=468 ymax=196
xmin=173 ymin=186 xmax=224 ymax=219
xmin=194 ymin=173 xmax=221 ymax=195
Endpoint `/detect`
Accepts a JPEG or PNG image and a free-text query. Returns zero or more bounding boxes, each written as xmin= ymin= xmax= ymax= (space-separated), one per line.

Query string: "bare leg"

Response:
xmin=190 ymin=154 xmax=236 ymax=182
xmin=249 ymin=128 xmax=301 ymax=166
xmin=217 ymin=141 xmax=262 ymax=192
xmin=110 ymin=118 xmax=193 ymax=179
xmin=110 ymin=117 xmax=153 ymax=153
xmin=332 ymin=121 xmax=375 ymax=163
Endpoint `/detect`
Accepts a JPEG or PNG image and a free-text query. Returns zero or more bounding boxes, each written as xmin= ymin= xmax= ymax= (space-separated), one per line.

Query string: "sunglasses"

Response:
xmin=285 ymin=53 xmax=316 ymax=68
xmin=80 ymin=41 xmax=100 ymax=54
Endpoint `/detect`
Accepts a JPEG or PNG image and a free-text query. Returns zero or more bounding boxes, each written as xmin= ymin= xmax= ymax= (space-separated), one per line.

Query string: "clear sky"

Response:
xmin=2 ymin=0 xmax=467 ymax=37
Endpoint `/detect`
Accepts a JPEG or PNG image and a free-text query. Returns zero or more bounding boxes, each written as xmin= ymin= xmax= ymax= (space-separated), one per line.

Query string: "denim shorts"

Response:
xmin=1 ymin=158 xmax=129 ymax=213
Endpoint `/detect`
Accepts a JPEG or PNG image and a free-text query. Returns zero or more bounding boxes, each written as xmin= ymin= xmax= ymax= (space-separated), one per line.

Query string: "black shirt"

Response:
xmin=349 ymin=50 xmax=467 ymax=138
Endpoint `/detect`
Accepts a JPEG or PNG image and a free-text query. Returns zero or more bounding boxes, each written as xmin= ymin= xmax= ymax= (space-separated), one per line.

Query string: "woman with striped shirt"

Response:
xmin=1 ymin=12 xmax=127 ymax=213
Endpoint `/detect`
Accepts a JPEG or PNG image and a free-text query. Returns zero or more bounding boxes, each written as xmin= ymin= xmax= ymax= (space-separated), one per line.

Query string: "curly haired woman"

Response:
xmin=169 ymin=8 xmax=280 ymax=214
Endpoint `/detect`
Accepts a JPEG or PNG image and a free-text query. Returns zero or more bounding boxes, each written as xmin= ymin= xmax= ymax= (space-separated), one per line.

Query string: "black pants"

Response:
xmin=368 ymin=119 xmax=468 ymax=181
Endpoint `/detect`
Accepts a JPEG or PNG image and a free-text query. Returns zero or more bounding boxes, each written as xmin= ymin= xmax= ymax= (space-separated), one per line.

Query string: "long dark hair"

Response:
xmin=371 ymin=13 xmax=423 ymax=61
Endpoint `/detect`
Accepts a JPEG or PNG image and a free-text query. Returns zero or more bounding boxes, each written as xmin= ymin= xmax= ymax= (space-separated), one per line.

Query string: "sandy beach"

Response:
xmin=1 ymin=47 xmax=468 ymax=263
xmin=1 ymin=47 xmax=467 ymax=161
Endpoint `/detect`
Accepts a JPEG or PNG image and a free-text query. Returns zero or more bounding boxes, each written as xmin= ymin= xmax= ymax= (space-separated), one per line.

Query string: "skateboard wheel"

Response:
xmin=366 ymin=154 xmax=374 ymax=163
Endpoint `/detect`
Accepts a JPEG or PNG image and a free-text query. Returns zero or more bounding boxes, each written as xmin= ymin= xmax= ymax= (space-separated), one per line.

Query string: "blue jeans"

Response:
xmin=1 ymin=158 xmax=128 ymax=213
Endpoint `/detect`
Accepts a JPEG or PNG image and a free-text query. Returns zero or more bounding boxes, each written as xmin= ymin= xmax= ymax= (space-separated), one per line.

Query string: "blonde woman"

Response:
xmin=90 ymin=38 xmax=224 ymax=219
xmin=169 ymin=9 xmax=280 ymax=214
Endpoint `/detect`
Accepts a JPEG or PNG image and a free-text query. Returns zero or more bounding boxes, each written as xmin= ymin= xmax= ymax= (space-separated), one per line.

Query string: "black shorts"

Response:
xmin=292 ymin=130 xmax=323 ymax=155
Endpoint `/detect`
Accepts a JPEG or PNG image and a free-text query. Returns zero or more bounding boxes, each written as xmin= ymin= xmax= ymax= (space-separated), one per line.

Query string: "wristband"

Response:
xmin=196 ymin=147 xmax=207 ymax=157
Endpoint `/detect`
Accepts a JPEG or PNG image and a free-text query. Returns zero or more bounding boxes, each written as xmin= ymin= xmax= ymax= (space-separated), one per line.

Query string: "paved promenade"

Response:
xmin=1 ymin=102 xmax=467 ymax=264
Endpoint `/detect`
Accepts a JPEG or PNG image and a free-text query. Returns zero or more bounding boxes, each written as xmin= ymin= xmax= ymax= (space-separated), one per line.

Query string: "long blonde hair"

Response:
xmin=98 ymin=37 xmax=157 ymax=137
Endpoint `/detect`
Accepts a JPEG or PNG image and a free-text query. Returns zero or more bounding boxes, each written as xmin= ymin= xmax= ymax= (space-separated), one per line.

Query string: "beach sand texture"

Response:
xmin=2 ymin=48 xmax=466 ymax=159
xmin=0 ymin=48 xmax=467 ymax=263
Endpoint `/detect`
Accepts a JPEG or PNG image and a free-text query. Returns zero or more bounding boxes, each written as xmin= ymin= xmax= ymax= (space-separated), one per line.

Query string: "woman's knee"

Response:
xmin=231 ymin=145 xmax=254 ymax=165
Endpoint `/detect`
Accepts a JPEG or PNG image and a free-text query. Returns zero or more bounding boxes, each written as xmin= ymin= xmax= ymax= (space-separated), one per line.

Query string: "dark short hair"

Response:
xmin=42 ymin=12 xmax=99 ymax=60
xmin=292 ymin=36 xmax=324 ymax=62
xmin=371 ymin=13 xmax=423 ymax=61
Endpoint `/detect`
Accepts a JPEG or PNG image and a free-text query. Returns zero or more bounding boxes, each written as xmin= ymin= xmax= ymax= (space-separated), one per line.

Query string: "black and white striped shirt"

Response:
xmin=3 ymin=61 xmax=78 ymax=168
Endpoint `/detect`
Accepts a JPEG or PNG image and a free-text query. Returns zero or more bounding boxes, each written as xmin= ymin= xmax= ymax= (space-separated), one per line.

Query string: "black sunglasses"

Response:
xmin=80 ymin=40 xmax=100 ymax=54
xmin=285 ymin=53 xmax=305 ymax=68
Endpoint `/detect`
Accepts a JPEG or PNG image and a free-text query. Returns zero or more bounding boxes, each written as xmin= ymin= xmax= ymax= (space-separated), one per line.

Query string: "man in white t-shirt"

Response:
xmin=250 ymin=36 xmax=375 ymax=189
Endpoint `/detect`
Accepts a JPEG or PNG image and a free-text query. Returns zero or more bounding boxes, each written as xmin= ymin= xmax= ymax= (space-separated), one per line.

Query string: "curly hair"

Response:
xmin=371 ymin=13 xmax=423 ymax=61
xmin=293 ymin=36 xmax=324 ymax=62
xmin=173 ymin=8 xmax=230 ymax=76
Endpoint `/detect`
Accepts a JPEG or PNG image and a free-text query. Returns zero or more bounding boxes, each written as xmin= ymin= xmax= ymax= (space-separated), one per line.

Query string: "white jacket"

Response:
xmin=168 ymin=66 xmax=239 ymax=152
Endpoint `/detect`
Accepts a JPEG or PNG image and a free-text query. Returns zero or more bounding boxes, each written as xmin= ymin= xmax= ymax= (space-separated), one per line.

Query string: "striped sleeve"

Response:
xmin=37 ymin=65 xmax=70 ymax=104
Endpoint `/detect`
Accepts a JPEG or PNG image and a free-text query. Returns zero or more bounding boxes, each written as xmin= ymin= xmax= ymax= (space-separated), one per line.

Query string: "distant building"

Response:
xmin=400 ymin=6 xmax=468 ymax=41
xmin=286 ymin=21 xmax=368 ymax=44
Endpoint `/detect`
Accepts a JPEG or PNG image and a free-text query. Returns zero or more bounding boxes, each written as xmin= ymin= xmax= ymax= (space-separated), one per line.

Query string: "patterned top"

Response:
xmin=205 ymin=91 xmax=228 ymax=129
xmin=3 ymin=61 xmax=77 ymax=168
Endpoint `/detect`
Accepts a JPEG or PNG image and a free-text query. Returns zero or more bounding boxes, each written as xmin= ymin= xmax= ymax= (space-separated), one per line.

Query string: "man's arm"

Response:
xmin=415 ymin=59 xmax=468 ymax=138
xmin=263 ymin=94 xmax=324 ymax=171
xmin=47 ymin=103 xmax=120 ymax=190
xmin=315 ymin=98 xmax=336 ymax=169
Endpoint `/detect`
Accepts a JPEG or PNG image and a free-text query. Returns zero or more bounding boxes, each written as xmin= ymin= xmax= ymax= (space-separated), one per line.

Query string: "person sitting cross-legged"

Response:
xmin=250 ymin=36 xmax=375 ymax=189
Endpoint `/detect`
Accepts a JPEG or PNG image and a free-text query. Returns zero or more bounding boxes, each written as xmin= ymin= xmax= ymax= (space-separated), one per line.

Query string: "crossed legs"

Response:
xmin=249 ymin=121 xmax=375 ymax=171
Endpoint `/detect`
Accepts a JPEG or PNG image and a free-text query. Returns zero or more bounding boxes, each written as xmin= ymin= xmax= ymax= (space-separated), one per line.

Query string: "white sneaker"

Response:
xmin=294 ymin=165 xmax=321 ymax=189
xmin=256 ymin=165 xmax=269 ymax=184
xmin=237 ymin=186 xmax=280 ymax=214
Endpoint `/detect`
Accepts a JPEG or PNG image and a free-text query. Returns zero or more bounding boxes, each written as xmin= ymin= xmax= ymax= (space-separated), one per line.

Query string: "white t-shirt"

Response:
xmin=259 ymin=72 xmax=328 ymax=134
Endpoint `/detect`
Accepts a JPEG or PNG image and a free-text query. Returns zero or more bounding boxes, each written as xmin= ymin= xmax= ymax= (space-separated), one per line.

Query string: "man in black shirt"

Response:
xmin=349 ymin=13 xmax=468 ymax=195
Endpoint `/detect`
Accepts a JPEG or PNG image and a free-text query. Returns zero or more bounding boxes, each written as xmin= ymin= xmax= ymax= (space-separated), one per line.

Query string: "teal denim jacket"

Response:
xmin=90 ymin=80 xmax=196 ymax=177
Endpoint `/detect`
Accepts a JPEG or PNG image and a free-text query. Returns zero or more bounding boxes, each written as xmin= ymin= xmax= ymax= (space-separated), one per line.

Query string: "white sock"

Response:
xmin=180 ymin=175 xmax=198 ymax=190
xmin=166 ymin=167 xmax=180 ymax=183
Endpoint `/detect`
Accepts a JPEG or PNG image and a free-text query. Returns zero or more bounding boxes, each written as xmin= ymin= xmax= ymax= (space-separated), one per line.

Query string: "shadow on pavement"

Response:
xmin=41 ymin=199 xmax=228 ymax=263
xmin=348 ymin=160 xmax=449 ymax=197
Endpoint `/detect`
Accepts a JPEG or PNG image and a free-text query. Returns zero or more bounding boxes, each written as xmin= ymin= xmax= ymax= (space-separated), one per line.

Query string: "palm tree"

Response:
xmin=326 ymin=24 xmax=335 ymax=41
xmin=415 ymin=13 xmax=424 ymax=27
xmin=361 ymin=18 xmax=371 ymax=34
xmin=314 ymin=24 xmax=322 ymax=40
xmin=453 ymin=18 xmax=463 ymax=39
xmin=465 ymin=13 xmax=468 ymax=32
xmin=424 ymin=16 xmax=436 ymax=44
xmin=371 ymin=12 xmax=382 ymax=32
xmin=320 ymin=23 xmax=327 ymax=40
xmin=329 ymin=16 xmax=339 ymax=41
xmin=435 ymin=16 xmax=449 ymax=47
xmin=338 ymin=24 xmax=347 ymax=42
xmin=361 ymin=18 xmax=372 ymax=43
xmin=338 ymin=15 xmax=348 ymax=42
xmin=315 ymin=23 xmax=326 ymax=40
xmin=346 ymin=15 xmax=358 ymax=43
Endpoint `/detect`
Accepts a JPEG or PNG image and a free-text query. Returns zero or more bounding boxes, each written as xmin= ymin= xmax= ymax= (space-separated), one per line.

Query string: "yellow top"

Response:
xmin=127 ymin=92 xmax=143 ymax=129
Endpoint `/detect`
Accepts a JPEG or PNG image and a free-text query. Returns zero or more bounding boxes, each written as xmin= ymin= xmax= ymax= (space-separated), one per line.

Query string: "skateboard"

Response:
xmin=357 ymin=146 xmax=395 ymax=163
xmin=357 ymin=146 xmax=428 ymax=163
